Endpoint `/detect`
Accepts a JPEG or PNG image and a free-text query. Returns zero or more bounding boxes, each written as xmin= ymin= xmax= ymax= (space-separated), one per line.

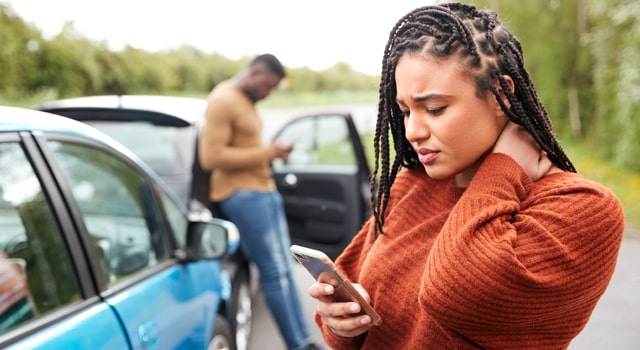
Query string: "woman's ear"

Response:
xmin=502 ymin=75 xmax=515 ymax=94
xmin=494 ymin=75 xmax=515 ymax=110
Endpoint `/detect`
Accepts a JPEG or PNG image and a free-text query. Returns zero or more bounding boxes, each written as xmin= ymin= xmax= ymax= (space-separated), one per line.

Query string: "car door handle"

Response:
xmin=138 ymin=320 xmax=159 ymax=348
xmin=283 ymin=173 xmax=298 ymax=188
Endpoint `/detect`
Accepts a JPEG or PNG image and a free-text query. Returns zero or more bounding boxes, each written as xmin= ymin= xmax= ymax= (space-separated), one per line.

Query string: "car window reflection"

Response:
xmin=49 ymin=141 xmax=169 ymax=289
xmin=0 ymin=142 xmax=80 ymax=335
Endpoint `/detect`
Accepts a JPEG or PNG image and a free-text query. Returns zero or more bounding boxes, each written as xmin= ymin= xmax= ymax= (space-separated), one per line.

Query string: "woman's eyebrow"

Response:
xmin=396 ymin=93 xmax=449 ymax=105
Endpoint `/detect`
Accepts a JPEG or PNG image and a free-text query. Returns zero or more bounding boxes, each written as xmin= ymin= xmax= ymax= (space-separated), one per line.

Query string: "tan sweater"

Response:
xmin=317 ymin=153 xmax=624 ymax=349
xmin=198 ymin=81 xmax=277 ymax=201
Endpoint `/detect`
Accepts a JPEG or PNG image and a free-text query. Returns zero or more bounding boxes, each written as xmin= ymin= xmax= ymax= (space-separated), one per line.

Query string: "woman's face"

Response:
xmin=395 ymin=53 xmax=508 ymax=187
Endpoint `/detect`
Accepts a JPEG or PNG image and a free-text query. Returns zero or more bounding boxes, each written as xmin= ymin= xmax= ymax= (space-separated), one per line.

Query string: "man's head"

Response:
xmin=237 ymin=53 xmax=286 ymax=103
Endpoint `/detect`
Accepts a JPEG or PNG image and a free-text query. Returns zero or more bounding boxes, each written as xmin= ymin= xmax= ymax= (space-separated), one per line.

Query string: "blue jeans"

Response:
xmin=219 ymin=190 xmax=312 ymax=350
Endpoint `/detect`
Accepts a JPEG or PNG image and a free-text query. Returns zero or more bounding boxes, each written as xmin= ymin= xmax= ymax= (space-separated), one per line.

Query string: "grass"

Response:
xmin=261 ymin=90 xmax=379 ymax=108
xmin=1 ymin=89 xmax=379 ymax=109
xmin=0 ymin=89 xmax=60 ymax=108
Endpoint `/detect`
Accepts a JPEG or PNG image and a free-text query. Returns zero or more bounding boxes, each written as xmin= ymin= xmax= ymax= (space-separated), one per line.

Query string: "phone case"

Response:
xmin=290 ymin=245 xmax=382 ymax=326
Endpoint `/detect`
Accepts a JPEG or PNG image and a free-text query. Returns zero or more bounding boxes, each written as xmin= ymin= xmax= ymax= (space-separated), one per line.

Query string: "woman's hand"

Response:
xmin=308 ymin=282 xmax=373 ymax=338
xmin=492 ymin=122 xmax=554 ymax=181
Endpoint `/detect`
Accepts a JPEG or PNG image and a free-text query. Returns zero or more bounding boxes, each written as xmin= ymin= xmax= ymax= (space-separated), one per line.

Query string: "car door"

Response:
xmin=0 ymin=132 xmax=130 ymax=349
xmin=41 ymin=135 xmax=229 ymax=349
xmin=271 ymin=113 xmax=371 ymax=260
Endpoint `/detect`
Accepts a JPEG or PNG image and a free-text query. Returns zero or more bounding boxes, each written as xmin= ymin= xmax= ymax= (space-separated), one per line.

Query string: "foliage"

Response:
xmin=464 ymin=0 xmax=640 ymax=172
xmin=0 ymin=4 xmax=41 ymax=98
xmin=0 ymin=3 xmax=379 ymax=102
xmin=584 ymin=0 xmax=640 ymax=170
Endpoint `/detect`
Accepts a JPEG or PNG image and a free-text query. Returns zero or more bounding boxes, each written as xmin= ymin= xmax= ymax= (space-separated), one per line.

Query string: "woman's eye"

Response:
xmin=427 ymin=106 xmax=446 ymax=115
xmin=400 ymin=110 xmax=410 ymax=118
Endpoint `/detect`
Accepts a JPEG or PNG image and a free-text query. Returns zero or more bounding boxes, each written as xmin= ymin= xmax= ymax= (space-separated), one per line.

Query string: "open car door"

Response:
xmin=271 ymin=113 xmax=371 ymax=260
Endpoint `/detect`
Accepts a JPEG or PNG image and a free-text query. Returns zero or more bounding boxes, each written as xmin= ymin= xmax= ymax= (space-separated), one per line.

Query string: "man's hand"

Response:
xmin=272 ymin=142 xmax=293 ymax=162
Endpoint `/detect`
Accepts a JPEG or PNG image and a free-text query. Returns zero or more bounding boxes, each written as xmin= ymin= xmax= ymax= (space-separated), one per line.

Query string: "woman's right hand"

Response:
xmin=308 ymin=282 xmax=373 ymax=337
xmin=492 ymin=121 xmax=555 ymax=181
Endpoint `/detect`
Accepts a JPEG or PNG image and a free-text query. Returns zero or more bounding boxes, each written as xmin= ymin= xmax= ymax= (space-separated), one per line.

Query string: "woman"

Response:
xmin=308 ymin=3 xmax=624 ymax=349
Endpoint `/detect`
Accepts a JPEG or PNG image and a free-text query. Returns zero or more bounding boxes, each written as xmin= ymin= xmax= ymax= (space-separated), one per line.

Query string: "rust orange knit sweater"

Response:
xmin=316 ymin=153 xmax=624 ymax=349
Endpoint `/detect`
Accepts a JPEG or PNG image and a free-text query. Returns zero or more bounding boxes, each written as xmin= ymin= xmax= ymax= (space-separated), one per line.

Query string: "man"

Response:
xmin=198 ymin=54 xmax=319 ymax=350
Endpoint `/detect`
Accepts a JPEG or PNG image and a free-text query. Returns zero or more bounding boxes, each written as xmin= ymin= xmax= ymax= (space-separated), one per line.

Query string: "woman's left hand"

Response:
xmin=492 ymin=122 xmax=554 ymax=181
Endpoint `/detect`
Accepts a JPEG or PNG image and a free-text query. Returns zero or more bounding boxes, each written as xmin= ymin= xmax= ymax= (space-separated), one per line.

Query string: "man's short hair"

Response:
xmin=251 ymin=54 xmax=286 ymax=79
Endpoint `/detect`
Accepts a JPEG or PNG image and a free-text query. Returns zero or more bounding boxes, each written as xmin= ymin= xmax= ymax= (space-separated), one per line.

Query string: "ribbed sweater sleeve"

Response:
xmin=420 ymin=153 xmax=625 ymax=348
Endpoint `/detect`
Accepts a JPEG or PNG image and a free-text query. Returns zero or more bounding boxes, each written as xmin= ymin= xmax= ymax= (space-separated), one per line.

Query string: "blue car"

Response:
xmin=0 ymin=106 xmax=240 ymax=349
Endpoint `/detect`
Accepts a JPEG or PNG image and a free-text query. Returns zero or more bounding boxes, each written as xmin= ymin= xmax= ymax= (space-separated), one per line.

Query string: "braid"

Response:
xmin=371 ymin=3 xmax=576 ymax=238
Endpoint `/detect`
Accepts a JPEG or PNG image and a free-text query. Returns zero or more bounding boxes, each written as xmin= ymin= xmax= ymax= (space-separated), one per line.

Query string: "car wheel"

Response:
xmin=231 ymin=268 xmax=252 ymax=350
xmin=208 ymin=314 xmax=233 ymax=350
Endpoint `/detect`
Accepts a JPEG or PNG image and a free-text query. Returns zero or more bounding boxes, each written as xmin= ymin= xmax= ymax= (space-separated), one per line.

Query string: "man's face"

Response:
xmin=247 ymin=66 xmax=281 ymax=103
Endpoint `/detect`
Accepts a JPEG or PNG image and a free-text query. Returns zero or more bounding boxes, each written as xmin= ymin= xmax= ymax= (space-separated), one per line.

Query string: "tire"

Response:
xmin=208 ymin=314 xmax=233 ymax=350
xmin=230 ymin=268 xmax=252 ymax=350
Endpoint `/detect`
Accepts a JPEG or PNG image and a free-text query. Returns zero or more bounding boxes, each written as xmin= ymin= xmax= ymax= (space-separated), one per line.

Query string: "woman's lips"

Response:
xmin=417 ymin=147 xmax=439 ymax=164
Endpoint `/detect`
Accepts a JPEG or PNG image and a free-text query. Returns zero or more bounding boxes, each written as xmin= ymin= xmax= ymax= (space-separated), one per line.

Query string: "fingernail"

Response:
xmin=360 ymin=316 xmax=371 ymax=325
xmin=349 ymin=303 xmax=360 ymax=312
xmin=324 ymin=286 xmax=332 ymax=293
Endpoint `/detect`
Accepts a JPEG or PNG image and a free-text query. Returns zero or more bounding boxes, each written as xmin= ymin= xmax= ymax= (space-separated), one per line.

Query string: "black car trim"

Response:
xmin=39 ymin=108 xmax=191 ymax=127
xmin=23 ymin=131 xmax=101 ymax=298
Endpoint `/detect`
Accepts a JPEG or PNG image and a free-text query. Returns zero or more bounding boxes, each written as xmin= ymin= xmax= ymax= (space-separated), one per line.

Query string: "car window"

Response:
xmin=157 ymin=186 xmax=187 ymax=246
xmin=0 ymin=142 xmax=80 ymax=335
xmin=272 ymin=115 xmax=358 ymax=171
xmin=48 ymin=141 xmax=169 ymax=289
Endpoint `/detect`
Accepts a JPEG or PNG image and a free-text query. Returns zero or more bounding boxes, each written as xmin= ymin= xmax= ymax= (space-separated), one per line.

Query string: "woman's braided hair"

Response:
xmin=370 ymin=3 xmax=575 ymax=236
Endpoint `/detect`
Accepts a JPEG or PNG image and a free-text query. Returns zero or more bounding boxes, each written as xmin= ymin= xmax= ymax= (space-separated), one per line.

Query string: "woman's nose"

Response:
xmin=404 ymin=112 xmax=430 ymax=143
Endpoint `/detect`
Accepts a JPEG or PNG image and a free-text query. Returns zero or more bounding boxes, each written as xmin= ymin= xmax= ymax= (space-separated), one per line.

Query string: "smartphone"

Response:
xmin=290 ymin=245 xmax=382 ymax=326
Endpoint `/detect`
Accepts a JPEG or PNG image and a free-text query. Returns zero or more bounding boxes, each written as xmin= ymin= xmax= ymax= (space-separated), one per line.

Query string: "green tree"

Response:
xmin=585 ymin=0 xmax=640 ymax=170
xmin=468 ymin=0 xmax=640 ymax=171
xmin=35 ymin=25 xmax=105 ymax=97
xmin=0 ymin=4 xmax=42 ymax=98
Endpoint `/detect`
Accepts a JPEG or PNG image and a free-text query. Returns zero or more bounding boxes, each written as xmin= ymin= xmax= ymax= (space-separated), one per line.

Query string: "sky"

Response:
xmin=3 ymin=0 xmax=438 ymax=75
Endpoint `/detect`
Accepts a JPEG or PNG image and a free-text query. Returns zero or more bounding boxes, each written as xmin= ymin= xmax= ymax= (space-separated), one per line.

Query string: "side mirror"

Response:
xmin=184 ymin=217 xmax=240 ymax=261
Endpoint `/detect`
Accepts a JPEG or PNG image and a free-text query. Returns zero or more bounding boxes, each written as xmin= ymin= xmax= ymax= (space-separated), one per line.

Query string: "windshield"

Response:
xmin=86 ymin=121 xmax=196 ymax=177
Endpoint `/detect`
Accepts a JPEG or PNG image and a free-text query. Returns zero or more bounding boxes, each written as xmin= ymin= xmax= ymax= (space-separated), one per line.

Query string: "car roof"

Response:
xmin=1 ymin=105 xmax=145 ymax=168
xmin=1 ymin=105 xmax=112 ymax=140
xmin=1 ymin=105 xmax=188 ymax=206
xmin=36 ymin=95 xmax=207 ymax=126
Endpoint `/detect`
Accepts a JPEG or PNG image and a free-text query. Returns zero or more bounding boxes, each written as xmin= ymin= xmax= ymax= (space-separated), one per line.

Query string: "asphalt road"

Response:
xmin=569 ymin=232 xmax=640 ymax=349
xmin=248 ymin=232 xmax=640 ymax=350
